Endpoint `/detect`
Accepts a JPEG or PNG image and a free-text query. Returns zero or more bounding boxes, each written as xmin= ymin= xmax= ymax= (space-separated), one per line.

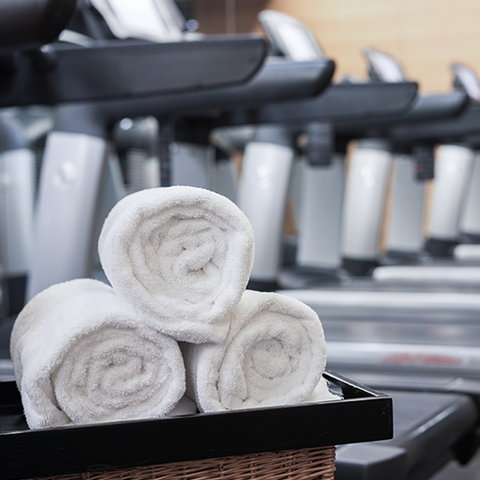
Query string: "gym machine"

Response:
xmin=0 ymin=0 xmax=335 ymax=363
xmin=232 ymin=11 xmax=480 ymax=478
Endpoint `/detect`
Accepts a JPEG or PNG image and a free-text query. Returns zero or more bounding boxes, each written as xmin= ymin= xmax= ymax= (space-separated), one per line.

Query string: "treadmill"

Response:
xmin=226 ymin=10 xmax=469 ymax=293
xmin=283 ymin=51 xmax=480 ymax=293
xmin=0 ymin=0 xmax=336 ymax=371
xmin=272 ymin=56 xmax=480 ymax=474
xmin=17 ymin=4 xmax=335 ymax=303
xmin=372 ymin=61 xmax=480 ymax=285
xmin=236 ymin=10 xmax=480 ymax=479
xmin=250 ymin=44 xmax=480 ymax=295
xmin=337 ymin=53 xmax=480 ymax=293
xmin=21 ymin=1 xmax=417 ymax=301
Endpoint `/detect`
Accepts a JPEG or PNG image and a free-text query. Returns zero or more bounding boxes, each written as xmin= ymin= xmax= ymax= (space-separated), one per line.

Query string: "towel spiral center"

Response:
xmin=248 ymin=339 xmax=292 ymax=379
xmin=135 ymin=212 xmax=229 ymax=302
xmin=218 ymin=314 xmax=309 ymax=408
xmin=52 ymin=326 xmax=176 ymax=424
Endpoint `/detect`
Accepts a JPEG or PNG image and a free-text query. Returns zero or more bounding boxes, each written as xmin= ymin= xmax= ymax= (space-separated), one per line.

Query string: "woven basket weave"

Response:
xmin=35 ymin=445 xmax=336 ymax=480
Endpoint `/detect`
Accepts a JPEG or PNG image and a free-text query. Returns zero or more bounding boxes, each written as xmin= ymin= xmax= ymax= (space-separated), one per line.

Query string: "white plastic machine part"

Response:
xmin=427 ymin=144 xmax=474 ymax=241
xmin=237 ymin=141 xmax=294 ymax=282
xmin=326 ymin=341 xmax=480 ymax=377
xmin=257 ymin=10 xmax=325 ymax=62
xmin=362 ymin=48 xmax=408 ymax=83
xmin=385 ymin=155 xmax=426 ymax=253
xmin=451 ymin=63 xmax=480 ymax=103
xmin=458 ymin=151 xmax=480 ymax=238
xmin=0 ymin=148 xmax=35 ymax=276
xmin=297 ymin=154 xmax=345 ymax=269
xmin=373 ymin=265 xmax=480 ymax=284
xmin=27 ymin=132 xmax=109 ymax=300
xmin=341 ymin=140 xmax=393 ymax=260
xmin=209 ymin=126 xmax=257 ymax=203
xmin=90 ymin=0 xmax=184 ymax=42
xmin=280 ymin=288 xmax=480 ymax=311
xmin=454 ymin=244 xmax=480 ymax=260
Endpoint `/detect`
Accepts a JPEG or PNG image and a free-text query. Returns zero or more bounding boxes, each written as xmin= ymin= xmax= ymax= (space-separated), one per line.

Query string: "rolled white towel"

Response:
xmin=10 ymin=279 xmax=186 ymax=429
xmin=182 ymin=290 xmax=331 ymax=412
xmin=98 ymin=186 xmax=255 ymax=344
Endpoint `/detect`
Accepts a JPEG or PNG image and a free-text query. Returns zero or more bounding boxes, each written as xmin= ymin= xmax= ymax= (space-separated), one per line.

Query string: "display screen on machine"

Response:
xmin=452 ymin=63 xmax=480 ymax=102
xmin=276 ymin=21 xmax=324 ymax=61
xmin=258 ymin=10 xmax=325 ymax=62
xmin=364 ymin=48 xmax=407 ymax=83
xmin=90 ymin=0 xmax=184 ymax=42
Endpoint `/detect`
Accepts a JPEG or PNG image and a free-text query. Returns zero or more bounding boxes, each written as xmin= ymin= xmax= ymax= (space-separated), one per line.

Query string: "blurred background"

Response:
xmin=191 ymin=0 xmax=480 ymax=93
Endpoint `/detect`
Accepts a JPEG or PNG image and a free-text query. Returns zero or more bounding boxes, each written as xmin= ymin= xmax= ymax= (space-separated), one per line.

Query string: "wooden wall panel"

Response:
xmin=194 ymin=0 xmax=269 ymax=35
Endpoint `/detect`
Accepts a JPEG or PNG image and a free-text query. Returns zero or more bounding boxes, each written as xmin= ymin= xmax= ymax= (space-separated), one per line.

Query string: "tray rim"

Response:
xmin=0 ymin=371 xmax=393 ymax=480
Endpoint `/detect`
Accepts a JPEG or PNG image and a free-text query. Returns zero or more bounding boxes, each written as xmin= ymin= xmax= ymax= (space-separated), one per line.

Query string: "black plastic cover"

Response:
xmin=50 ymin=58 xmax=335 ymax=136
xmin=223 ymin=82 xmax=418 ymax=129
xmin=334 ymin=91 xmax=469 ymax=138
xmin=0 ymin=36 xmax=267 ymax=107
xmin=391 ymin=103 xmax=480 ymax=144
xmin=0 ymin=0 xmax=77 ymax=52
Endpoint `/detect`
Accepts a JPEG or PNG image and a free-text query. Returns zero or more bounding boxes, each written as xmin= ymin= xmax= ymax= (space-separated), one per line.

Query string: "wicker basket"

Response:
xmin=35 ymin=446 xmax=336 ymax=480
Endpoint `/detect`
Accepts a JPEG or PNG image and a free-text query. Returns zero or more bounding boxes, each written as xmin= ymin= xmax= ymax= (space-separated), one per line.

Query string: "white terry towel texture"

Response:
xmin=182 ymin=290 xmax=331 ymax=412
xmin=10 ymin=279 xmax=186 ymax=429
xmin=98 ymin=186 xmax=255 ymax=344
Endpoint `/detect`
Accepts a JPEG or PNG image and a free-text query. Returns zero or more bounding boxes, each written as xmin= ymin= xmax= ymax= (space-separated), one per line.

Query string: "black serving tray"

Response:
xmin=0 ymin=371 xmax=392 ymax=480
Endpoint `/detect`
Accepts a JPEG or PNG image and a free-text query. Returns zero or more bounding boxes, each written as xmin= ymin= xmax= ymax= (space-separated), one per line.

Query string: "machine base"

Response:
xmin=424 ymin=238 xmax=458 ymax=257
xmin=342 ymin=257 xmax=379 ymax=276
